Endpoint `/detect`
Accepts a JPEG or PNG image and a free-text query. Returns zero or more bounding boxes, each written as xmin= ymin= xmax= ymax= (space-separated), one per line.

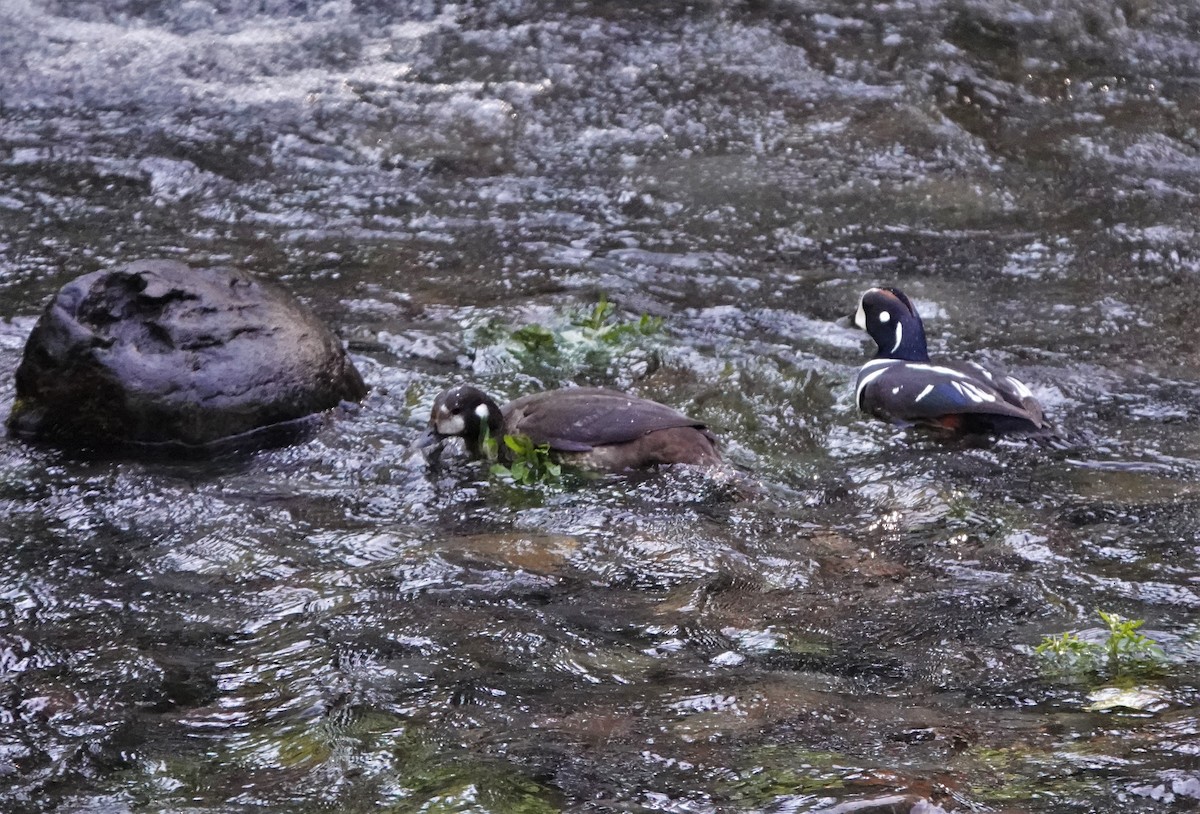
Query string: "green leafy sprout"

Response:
xmin=577 ymin=295 xmax=616 ymax=332
xmin=489 ymin=294 xmax=666 ymax=396
xmin=490 ymin=434 xmax=562 ymax=486
xmin=508 ymin=295 xmax=664 ymax=358
xmin=509 ymin=323 xmax=557 ymax=352
xmin=475 ymin=421 xmax=561 ymax=486
xmin=574 ymin=294 xmax=664 ymax=342
xmin=1036 ymin=610 xmax=1166 ymax=678
xmin=1097 ymin=610 xmax=1166 ymax=671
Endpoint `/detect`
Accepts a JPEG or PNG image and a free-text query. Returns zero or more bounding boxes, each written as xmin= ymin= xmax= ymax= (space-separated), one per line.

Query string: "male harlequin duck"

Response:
xmin=852 ymin=287 xmax=1050 ymax=436
xmin=418 ymin=384 xmax=721 ymax=470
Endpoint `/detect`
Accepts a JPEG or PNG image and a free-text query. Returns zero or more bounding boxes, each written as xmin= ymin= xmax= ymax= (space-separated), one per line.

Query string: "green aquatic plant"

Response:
xmin=726 ymin=747 xmax=849 ymax=807
xmin=576 ymin=294 xmax=616 ymax=332
xmin=615 ymin=311 xmax=666 ymax=340
xmin=1036 ymin=610 xmax=1166 ymax=678
xmin=1034 ymin=630 xmax=1097 ymax=674
xmin=111 ymin=713 xmax=561 ymax=813
xmin=509 ymin=294 xmax=661 ymax=355
xmin=1097 ymin=610 xmax=1165 ymax=672
xmin=959 ymin=742 xmax=1117 ymax=805
xmin=574 ymin=294 xmax=664 ymax=342
xmin=472 ymin=421 xmax=563 ymax=497
xmin=489 ymin=434 xmax=562 ymax=486
xmin=384 ymin=734 xmax=558 ymax=814
xmin=505 ymin=295 xmax=664 ymax=379
xmin=509 ymin=323 xmax=557 ymax=353
xmin=478 ymin=416 xmax=500 ymax=461
xmin=465 ymin=294 xmax=669 ymax=397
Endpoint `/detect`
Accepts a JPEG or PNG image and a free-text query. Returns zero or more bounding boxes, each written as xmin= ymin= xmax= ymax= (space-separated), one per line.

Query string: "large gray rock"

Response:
xmin=7 ymin=260 xmax=367 ymax=452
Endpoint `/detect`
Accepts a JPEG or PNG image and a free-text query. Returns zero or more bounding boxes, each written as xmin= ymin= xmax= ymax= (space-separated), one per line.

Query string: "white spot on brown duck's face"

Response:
xmin=878 ymin=310 xmax=891 ymax=323
xmin=435 ymin=413 xmax=466 ymax=436
xmin=432 ymin=395 xmax=464 ymax=436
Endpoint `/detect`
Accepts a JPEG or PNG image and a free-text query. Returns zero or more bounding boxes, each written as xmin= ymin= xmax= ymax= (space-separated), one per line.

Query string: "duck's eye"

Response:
xmin=450 ymin=407 xmax=462 ymax=415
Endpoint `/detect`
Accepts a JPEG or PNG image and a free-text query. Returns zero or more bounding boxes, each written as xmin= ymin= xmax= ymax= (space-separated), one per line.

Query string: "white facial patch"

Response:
xmin=474 ymin=403 xmax=491 ymax=420
xmin=878 ymin=310 xmax=891 ymax=323
xmin=435 ymin=414 xmax=466 ymax=435
xmin=890 ymin=321 xmax=904 ymax=353
xmin=854 ymin=300 xmax=867 ymax=330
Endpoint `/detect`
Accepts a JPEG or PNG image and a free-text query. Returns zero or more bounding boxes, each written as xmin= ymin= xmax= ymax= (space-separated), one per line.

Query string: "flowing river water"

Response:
xmin=2 ymin=1 xmax=1200 ymax=811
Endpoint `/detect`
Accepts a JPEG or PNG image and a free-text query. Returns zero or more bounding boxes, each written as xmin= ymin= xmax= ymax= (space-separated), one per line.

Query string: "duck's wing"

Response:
xmin=859 ymin=361 xmax=1045 ymax=430
xmin=962 ymin=362 xmax=1045 ymax=426
xmin=503 ymin=388 xmax=709 ymax=452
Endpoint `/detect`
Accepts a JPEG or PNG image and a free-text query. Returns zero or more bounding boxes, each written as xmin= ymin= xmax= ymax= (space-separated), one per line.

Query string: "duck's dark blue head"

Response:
xmin=853 ymin=287 xmax=930 ymax=362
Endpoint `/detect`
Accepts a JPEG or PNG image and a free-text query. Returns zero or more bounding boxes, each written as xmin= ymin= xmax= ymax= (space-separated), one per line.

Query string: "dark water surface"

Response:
xmin=3 ymin=1 xmax=1200 ymax=811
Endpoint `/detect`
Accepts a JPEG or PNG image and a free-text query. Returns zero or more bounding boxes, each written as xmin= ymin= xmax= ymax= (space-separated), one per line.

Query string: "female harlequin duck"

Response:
xmin=419 ymin=384 xmax=721 ymax=470
xmin=852 ymin=287 xmax=1050 ymax=435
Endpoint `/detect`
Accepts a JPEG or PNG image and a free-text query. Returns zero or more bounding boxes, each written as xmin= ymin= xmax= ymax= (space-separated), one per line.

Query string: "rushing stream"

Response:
xmin=3 ymin=1 xmax=1200 ymax=811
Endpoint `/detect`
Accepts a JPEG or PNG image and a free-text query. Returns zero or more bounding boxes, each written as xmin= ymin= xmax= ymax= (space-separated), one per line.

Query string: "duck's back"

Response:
xmin=857 ymin=359 xmax=1047 ymax=435
xmin=495 ymin=388 xmax=718 ymax=468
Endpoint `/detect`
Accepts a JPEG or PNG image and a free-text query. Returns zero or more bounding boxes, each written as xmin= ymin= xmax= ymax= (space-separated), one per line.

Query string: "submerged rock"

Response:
xmin=7 ymin=260 xmax=367 ymax=452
